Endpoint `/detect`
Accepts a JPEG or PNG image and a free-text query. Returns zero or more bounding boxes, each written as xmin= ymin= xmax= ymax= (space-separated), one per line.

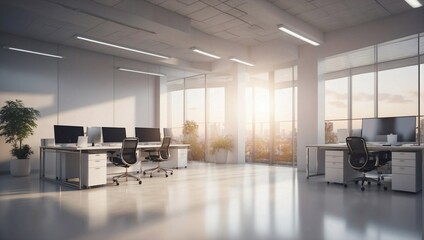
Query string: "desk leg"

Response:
xmin=306 ymin=147 xmax=325 ymax=179
xmin=39 ymin=148 xmax=43 ymax=178
xmin=79 ymin=150 xmax=82 ymax=189
xmin=306 ymin=148 xmax=310 ymax=179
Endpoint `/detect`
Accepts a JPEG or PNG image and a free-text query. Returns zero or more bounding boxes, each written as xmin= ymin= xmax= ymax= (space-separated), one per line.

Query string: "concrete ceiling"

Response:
xmin=0 ymin=0 xmax=419 ymax=75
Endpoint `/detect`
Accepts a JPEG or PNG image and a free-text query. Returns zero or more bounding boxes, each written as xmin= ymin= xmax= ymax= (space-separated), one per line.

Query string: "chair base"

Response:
xmin=345 ymin=173 xmax=387 ymax=191
xmin=143 ymin=165 xmax=173 ymax=178
xmin=112 ymin=169 xmax=142 ymax=185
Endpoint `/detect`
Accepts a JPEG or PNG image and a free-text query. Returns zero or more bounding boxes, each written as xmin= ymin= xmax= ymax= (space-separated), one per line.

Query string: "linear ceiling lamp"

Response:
xmin=278 ymin=25 xmax=320 ymax=46
xmin=229 ymin=57 xmax=254 ymax=67
xmin=76 ymin=36 xmax=169 ymax=59
xmin=117 ymin=67 xmax=165 ymax=77
xmin=3 ymin=46 xmax=63 ymax=58
xmin=190 ymin=47 xmax=221 ymax=59
xmin=404 ymin=0 xmax=423 ymax=8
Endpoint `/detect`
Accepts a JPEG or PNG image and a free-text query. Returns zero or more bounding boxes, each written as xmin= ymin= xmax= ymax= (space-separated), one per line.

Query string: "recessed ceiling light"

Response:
xmin=404 ymin=0 xmax=422 ymax=8
xmin=76 ymin=36 xmax=169 ymax=59
xmin=278 ymin=26 xmax=320 ymax=46
xmin=3 ymin=46 xmax=63 ymax=58
xmin=229 ymin=57 xmax=254 ymax=67
xmin=190 ymin=47 xmax=221 ymax=59
xmin=117 ymin=67 xmax=165 ymax=77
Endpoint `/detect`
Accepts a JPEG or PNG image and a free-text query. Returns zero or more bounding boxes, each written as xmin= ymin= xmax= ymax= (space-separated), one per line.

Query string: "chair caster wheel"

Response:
xmin=367 ymin=181 xmax=371 ymax=185
xmin=383 ymin=186 xmax=387 ymax=191
xmin=139 ymin=181 xmax=142 ymax=184
xmin=143 ymin=172 xmax=146 ymax=175
xmin=344 ymin=184 xmax=347 ymax=188
xmin=116 ymin=182 xmax=119 ymax=186
xmin=166 ymin=175 xmax=168 ymax=177
xmin=361 ymin=187 xmax=365 ymax=191
xmin=170 ymin=172 xmax=173 ymax=175
xmin=150 ymin=175 xmax=152 ymax=178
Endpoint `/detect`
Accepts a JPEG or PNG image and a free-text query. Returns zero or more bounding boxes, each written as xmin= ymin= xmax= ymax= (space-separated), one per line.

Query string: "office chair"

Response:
xmin=345 ymin=136 xmax=389 ymax=191
xmin=109 ymin=137 xmax=142 ymax=185
xmin=143 ymin=136 xmax=174 ymax=178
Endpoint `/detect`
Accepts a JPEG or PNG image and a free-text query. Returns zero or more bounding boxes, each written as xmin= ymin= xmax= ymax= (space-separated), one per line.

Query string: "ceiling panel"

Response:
xmin=0 ymin=0 xmax=418 ymax=73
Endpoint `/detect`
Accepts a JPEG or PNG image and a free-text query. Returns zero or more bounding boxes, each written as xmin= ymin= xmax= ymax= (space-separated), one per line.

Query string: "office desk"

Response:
xmin=305 ymin=144 xmax=423 ymax=193
xmin=40 ymin=144 xmax=189 ymax=189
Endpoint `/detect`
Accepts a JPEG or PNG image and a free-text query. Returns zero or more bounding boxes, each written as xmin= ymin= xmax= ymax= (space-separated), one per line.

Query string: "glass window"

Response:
xmin=325 ymin=77 xmax=348 ymax=120
xmin=352 ymin=72 xmax=374 ymax=119
xmin=378 ymin=65 xmax=418 ymax=117
xmin=167 ymin=80 xmax=184 ymax=141
xmin=185 ymin=75 xmax=206 ymax=161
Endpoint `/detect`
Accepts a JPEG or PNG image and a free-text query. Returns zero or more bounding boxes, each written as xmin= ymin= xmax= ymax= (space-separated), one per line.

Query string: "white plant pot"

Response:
xmin=10 ymin=158 xmax=31 ymax=177
xmin=215 ymin=149 xmax=229 ymax=164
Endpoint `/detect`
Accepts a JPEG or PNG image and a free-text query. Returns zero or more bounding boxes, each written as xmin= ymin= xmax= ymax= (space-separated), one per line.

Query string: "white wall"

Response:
xmin=0 ymin=33 xmax=158 ymax=173
xmin=296 ymin=9 xmax=424 ymax=171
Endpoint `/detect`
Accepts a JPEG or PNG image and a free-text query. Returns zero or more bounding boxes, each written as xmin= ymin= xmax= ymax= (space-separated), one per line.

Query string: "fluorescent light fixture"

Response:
xmin=117 ymin=67 xmax=165 ymax=77
xmin=404 ymin=0 xmax=422 ymax=8
xmin=76 ymin=36 xmax=169 ymax=59
xmin=3 ymin=46 xmax=63 ymax=58
xmin=278 ymin=26 xmax=320 ymax=46
xmin=229 ymin=57 xmax=254 ymax=67
xmin=190 ymin=47 xmax=221 ymax=59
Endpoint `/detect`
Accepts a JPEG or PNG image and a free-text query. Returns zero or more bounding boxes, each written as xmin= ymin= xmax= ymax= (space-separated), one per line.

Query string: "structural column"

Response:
xmin=226 ymin=63 xmax=247 ymax=163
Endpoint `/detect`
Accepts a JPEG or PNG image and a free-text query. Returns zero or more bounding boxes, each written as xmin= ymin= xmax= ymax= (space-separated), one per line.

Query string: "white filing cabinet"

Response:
xmin=82 ymin=153 xmax=107 ymax=188
xmin=391 ymin=152 xmax=422 ymax=193
xmin=160 ymin=148 xmax=188 ymax=169
xmin=325 ymin=150 xmax=360 ymax=184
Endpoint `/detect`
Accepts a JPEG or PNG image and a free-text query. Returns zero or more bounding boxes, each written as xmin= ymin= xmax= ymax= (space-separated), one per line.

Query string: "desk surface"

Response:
xmin=306 ymin=143 xmax=424 ymax=151
xmin=41 ymin=144 xmax=190 ymax=151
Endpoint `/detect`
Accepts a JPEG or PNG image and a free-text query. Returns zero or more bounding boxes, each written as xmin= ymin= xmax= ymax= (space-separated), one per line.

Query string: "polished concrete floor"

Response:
xmin=0 ymin=162 xmax=422 ymax=240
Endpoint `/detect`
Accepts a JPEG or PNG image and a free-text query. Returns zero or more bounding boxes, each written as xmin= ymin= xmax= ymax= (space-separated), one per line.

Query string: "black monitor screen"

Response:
xmin=102 ymin=127 xmax=126 ymax=143
xmin=135 ymin=127 xmax=161 ymax=143
xmin=54 ymin=125 xmax=84 ymax=144
xmin=361 ymin=116 xmax=416 ymax=143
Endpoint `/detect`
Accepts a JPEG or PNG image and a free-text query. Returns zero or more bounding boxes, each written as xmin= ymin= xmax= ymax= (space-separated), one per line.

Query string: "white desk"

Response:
xmin=40 ymin=144 xmax=189 ymax=189
xmin=305 ymin=144 xmax=423 ymax=193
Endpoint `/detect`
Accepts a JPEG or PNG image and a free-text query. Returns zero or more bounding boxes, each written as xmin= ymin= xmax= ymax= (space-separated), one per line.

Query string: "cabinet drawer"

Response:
xmin=87 ymin=153 xmax=107 ymax=160
xmin=325 ymin=161 xmax=343 ymax=169
xmin=392 ymin=165 xmax=416 ymax=175
xmin=325 ymin=150 xmax=343 ymax=157
xmin=392 ymin=159 xmax=416 ymax=168
xmin=87 ymin=158 xmax=106 ymax=168
xmin=392 ymin=152 xmax=415 ymax=160
xmin=325 ymin=168 xmax=344 ymax=184
xmin=392 ymin=174 xmax=417 ymax=192
xmin=86 ymin=167 xmax=107 ymax=186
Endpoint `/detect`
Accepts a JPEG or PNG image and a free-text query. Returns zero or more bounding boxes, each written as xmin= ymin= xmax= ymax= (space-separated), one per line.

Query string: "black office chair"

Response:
xmin=345 ymin=136 xmax=389 ymax=191
xmin=143 ymin=136 xmax=174 ymax=178
xmin=109 ymin=137 xmax=142 ymax=185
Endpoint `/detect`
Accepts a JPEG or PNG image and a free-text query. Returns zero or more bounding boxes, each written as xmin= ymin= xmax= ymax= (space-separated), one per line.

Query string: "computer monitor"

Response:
xmin=54 ymin=125 xmax=84 ymax=145
xmin=102 ymin=127 xmax=126 ymax=143
xmin=87 ymin=127 xmax=102 ymax=145
xmin=361 ymin=116 xmax=416 ymax=144
xmin=135 ymin=127 xmax=161 ymax=144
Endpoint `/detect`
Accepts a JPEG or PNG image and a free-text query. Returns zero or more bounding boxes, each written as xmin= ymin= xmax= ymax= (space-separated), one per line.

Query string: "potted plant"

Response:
xmin=0 ymin=99 xmax=40 ymax=176
xmin=183 ymin=120 xmax=205 ymax=161
xmin=210 ymin=135 xmax=233 ymax=164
